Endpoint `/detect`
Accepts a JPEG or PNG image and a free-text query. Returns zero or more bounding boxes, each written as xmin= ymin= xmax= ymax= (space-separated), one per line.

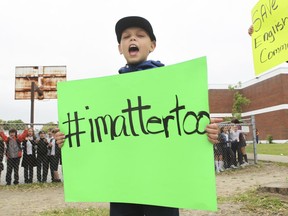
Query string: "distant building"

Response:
xmin=209 ymin=67 xmax=288 ymax=143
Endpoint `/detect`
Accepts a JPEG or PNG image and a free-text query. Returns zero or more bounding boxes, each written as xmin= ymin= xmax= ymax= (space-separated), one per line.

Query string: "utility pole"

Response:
xmin=30 ymin=82 xmax=35 ymax=128
xmin=30 ymin=82 xmax=44 ymax=128
xmin=251 ymin=115 xmax=257 ymax=164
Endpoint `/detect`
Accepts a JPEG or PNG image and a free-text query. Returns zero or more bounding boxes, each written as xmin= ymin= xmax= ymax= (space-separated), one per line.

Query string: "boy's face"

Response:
xmin=118 ymin=27 xmax=156 ymax=65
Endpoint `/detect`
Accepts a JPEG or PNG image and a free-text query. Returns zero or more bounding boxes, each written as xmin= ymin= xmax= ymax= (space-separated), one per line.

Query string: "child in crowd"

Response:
xmin=229 ymin=125 xmax=241 ymax=166
xmin=47 ymin=129 xmax=61 ymax=183
xmin=21 ymin=128 xmax=37 ymax=183
xmin=219 ymin=126 xmax=237 ymax=169
xmin=239 ymin=132 xmax=249 ymax=166
xmin=36 ymin=131 xmax=49 ymax=183
xmin=55 ymin=16 xmax=222 ymax=216
xmin=214 ymin=127 xmax=224 ymax=173
xmin=0 ymin=127 xmax=28 ymax=185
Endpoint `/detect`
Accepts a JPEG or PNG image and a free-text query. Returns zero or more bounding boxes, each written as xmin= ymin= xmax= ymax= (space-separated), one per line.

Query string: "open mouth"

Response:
xmin=129 ymin=44 xmax=139 ymax=55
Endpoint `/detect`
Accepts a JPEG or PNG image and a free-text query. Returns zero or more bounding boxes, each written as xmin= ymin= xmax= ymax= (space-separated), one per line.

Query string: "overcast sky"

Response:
xmin=0 ymin=0 xmax=264 ymax=124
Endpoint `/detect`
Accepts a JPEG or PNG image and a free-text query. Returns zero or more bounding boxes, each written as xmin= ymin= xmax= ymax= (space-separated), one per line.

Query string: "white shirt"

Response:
xmin=26 ymin=139 xmax=33 ymax=155
xmin=48 ymin=137 xmax=56 ymax=156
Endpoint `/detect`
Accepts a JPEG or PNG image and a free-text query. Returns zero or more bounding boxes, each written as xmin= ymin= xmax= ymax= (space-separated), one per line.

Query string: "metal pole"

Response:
xmin=30 ymin=81 xmax=35 ymax=128
xmin=251 ymin=115 xmax=257 ymax=164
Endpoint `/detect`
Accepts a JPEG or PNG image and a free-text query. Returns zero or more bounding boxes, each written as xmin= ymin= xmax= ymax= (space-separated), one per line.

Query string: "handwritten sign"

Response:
xmin=251 ymin=0 xmax=288 ymax=75
xmin=57 ymin=57 xmax=217 ymax=211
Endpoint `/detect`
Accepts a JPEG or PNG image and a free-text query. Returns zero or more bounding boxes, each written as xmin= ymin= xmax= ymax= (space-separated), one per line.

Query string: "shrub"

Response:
xmin=266 ymin=134 xmax=273 ymax=144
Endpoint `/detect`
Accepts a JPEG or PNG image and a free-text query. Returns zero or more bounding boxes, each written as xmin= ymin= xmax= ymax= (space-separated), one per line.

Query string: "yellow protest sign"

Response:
xmin=251 ymin=0 xmax=288 ymax=75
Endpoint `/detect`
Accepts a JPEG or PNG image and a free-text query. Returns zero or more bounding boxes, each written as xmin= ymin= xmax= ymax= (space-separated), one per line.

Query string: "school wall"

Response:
xmin=209 ymin=89 xmax=234 ymax=113
xmin=241 ymin=74 xmax=288 ymax=111
xmin=208 ymin=71 xmax=288 ymax=142
xmin=253 ymin=110 xmax=288 ymax=141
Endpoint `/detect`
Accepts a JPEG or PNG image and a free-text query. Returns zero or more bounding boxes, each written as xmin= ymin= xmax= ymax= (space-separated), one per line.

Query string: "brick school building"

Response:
xmin=209 ymin=67 xmax=288 ymax=143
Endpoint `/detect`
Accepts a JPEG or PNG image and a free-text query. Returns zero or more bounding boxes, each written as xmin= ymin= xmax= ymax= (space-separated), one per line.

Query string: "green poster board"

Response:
xmin=251 ymin=0 xmax=288 ymax=75
xmin=57 ymin=57 xmax=217 ymax=211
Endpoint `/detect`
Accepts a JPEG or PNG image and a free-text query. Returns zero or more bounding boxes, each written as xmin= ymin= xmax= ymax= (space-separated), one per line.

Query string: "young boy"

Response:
xmin=0 ymin=127 xmax=28 ymax=185
xmin=55 ymin=16 xmax=222 ymax=216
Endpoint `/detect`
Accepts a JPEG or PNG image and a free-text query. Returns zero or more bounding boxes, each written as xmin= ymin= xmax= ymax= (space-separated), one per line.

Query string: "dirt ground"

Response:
xmin=0 ymin=162 xmax=287 ymax=216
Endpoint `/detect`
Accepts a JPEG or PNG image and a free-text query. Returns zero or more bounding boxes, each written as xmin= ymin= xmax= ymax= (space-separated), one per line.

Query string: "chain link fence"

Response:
xmin=0 ymin=119 xmax=257 ymax=185
xmin=0 ymin=123 xmax=62 ymax=185
xmin=215 ymin=117 xmax=258 ymax=173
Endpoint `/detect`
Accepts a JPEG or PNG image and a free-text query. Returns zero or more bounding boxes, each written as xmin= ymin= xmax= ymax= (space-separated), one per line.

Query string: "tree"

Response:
xmin=228 ymin=82 xmax=250 ymax=119
xmin=41 ymin=122 xmax=57 ymax=133
xmin=3 ymin=119 xmax=25 ymax=130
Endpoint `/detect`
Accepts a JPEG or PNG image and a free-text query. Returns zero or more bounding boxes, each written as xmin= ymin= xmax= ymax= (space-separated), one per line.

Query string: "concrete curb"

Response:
xmin=248 ymin=153 xmax=288 ymax=163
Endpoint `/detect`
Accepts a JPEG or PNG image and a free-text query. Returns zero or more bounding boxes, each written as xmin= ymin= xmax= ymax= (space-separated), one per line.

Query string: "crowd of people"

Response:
xmin=0 ymin=127 xmax=62 ymax=185
xmin=0 ymin=123 xmax=250 ymax=185
xmin=214 ymin=122 xmax=249 ymax=173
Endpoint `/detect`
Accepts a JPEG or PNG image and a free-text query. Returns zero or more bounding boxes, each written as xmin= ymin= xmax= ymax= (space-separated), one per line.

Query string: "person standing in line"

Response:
xmin=239 ymin=132 xmax=249 ymax=166
xmin=229 ymin=125 xmax=241 ymax=167
xmin=47 ymin=129 xmax=61 ymax=183
xmin=214 ymin=128 xmax=224 ymax=173
xmin=21 ymin=128 xmax=37 ymax=183
xmin=0 ymin=127 xmax=28 ymax=185
xmin=219 ymin=126 xmax=237 ymax=169
xmin=36 ymin=131 xmax=49 ymax=183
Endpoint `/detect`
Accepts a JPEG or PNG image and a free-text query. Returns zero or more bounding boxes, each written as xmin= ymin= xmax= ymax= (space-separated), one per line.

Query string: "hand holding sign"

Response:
xmin=54 ymin=128 xmax=65 ymax=148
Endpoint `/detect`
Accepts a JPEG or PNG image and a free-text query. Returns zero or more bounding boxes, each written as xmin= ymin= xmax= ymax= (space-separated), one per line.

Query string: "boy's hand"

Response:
xmin=54 ymin=128 xmax=65 ymax=148
xmin=206 ymin=118 xmax=222 ymax=144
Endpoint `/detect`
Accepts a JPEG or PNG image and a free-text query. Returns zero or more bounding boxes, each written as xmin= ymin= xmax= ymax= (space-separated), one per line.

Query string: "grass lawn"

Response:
xmin=246 ymin=143 xmax=288 ymax=156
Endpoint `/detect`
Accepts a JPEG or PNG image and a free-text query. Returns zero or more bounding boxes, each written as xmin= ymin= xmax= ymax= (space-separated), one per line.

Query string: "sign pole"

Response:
xmin=30 ymin=81 xmax=35 ymax=128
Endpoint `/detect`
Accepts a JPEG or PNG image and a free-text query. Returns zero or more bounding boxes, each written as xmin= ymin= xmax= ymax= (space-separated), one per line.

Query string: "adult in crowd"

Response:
xmin=0 ymin=127 xmax=28 ymax=185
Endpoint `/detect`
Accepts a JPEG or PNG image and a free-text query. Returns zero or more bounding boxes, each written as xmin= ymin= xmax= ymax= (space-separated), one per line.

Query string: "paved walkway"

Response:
xmin=248 ymin=153 xmax=288 ymax=163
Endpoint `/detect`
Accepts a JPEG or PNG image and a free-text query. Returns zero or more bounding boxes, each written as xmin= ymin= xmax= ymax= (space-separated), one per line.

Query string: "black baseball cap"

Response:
xmin=115 ymin=16 xmax=156 ymax=44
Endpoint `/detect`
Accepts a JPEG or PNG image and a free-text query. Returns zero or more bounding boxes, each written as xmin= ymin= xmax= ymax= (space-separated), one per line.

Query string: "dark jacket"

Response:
xmin=118 ymin=60 xmax=164 ymax=74
xmin=0 ymin=140 xmax=4 ymax=171
xmin=21 ymin=137 xmax=37 ymax=167
xmin=218 ymin=132 xmax=231 ymax=148
xmin=37 ymin=138 xmax=48 ymax=156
